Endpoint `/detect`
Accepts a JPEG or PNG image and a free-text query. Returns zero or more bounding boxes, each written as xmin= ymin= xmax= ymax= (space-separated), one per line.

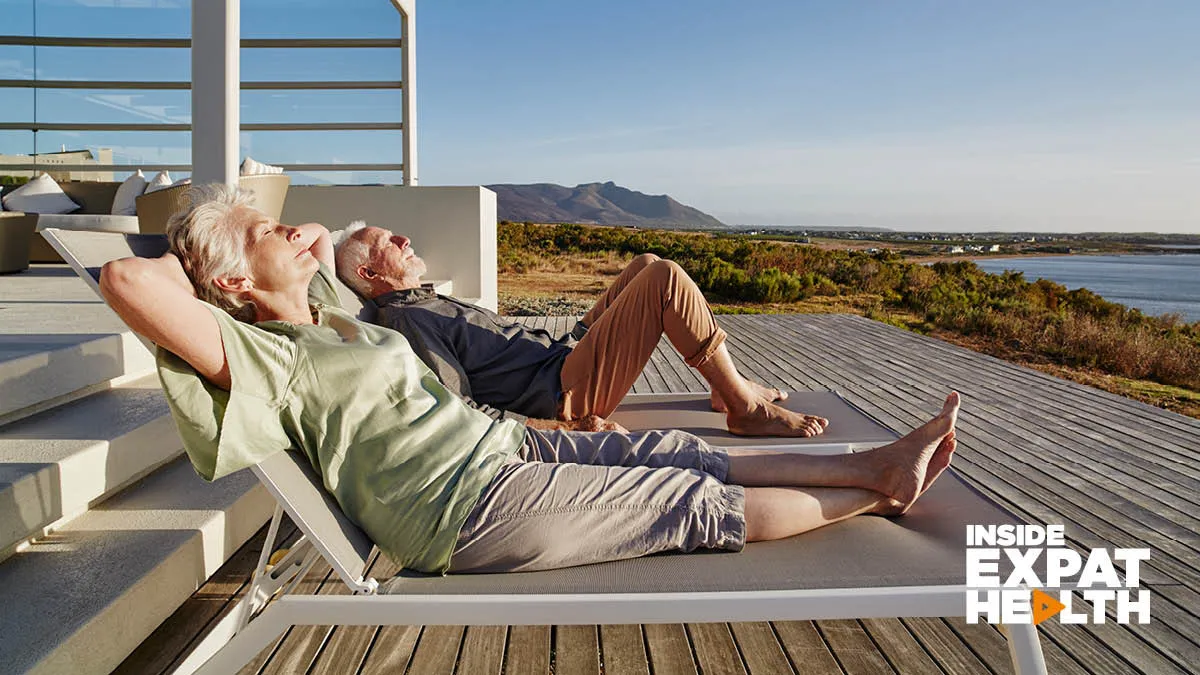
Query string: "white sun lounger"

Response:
xmin=41 ymin=229 xmax=1050 ymax=675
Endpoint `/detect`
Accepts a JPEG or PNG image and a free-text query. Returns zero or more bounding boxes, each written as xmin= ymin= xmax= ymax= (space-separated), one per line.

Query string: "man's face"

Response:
xmin=360 ymin=226 xmax=427 ymax=287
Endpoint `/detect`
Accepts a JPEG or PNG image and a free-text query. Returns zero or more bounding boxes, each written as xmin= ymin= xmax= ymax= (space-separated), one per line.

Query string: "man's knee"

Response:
xmin=644 ymin=258 xmax=687 ymax=286
xmin=628 ymin=253 xmax=662 ymax=275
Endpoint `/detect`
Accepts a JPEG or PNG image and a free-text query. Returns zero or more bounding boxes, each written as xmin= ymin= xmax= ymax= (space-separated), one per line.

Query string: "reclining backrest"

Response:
xmin=40 ymin=228 xmax=379 ymax=589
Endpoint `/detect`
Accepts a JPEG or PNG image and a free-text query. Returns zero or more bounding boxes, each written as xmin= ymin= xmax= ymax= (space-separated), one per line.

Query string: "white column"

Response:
xmin=394 ymin=0 xmax=418 ymax=185
xmin=192 ymin=0 xmax=240 ymax=186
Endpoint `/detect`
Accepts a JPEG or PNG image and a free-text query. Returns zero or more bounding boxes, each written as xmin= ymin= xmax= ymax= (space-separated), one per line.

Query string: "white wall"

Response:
xmin=281 ymin=185 xmax=498 ymax=310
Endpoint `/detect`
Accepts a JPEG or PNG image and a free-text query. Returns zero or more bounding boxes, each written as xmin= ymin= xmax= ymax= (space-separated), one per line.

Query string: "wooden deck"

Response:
xmin=117 ymin=314 xmax=1200 ymax=675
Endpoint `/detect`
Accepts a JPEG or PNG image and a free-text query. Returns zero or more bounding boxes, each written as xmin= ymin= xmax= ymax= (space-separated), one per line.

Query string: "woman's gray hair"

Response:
xmin=334 ymin=220 xmax=374 ymax=298
xmin=165 ymin=183 xmax=259 ymax=322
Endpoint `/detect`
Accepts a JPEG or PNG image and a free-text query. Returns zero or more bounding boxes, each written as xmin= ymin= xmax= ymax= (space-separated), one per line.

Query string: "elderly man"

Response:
xmin=335 ymin=224 xmax=830 ymax=437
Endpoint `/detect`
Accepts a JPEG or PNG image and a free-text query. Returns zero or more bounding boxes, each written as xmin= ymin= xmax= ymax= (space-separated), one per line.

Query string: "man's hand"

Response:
xmin=524 ymin=416 xmax=629 ymax=433
xmin=575 ymin=415 xmax=629 ymax=433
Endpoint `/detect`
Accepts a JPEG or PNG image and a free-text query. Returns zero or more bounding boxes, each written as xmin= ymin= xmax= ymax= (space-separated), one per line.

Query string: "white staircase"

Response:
xmin=0 ymin=267 xmax=273 ymax=675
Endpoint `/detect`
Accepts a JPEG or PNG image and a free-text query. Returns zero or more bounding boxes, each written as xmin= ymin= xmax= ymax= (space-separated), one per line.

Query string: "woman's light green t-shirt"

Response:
xmin=155 ymin=264 xmax=526 ymax=574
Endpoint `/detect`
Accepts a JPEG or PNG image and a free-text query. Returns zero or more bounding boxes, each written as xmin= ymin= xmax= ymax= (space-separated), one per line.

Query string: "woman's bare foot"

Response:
xmin=711 ymin=381 xmax=788 ymax=412
xmin=873 ymin=431 xmax=957 ymax=516
xmin=726 ymin=399 xmax=830 ymax=437
xmin=867 ymin=392 xmax=960 ymax=506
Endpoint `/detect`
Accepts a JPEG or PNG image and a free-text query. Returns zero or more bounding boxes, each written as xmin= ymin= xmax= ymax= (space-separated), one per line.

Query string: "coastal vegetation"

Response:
xmin=498 ymin=221 xmax=1200 ymax=417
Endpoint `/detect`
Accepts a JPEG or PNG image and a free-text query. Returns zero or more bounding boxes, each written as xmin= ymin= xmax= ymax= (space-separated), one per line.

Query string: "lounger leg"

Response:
xmin=185 ymin=603 xmax=292 ymax=675
xmin=1004 ymin=623 xmax=1048 ymax=675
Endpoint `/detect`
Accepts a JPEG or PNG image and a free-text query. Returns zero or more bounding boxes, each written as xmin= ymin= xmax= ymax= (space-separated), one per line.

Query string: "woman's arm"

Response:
xmin=299 ymin=222 xmax=334 ymax=270
xmin=100 ymin=253 xmax=232 ymax=390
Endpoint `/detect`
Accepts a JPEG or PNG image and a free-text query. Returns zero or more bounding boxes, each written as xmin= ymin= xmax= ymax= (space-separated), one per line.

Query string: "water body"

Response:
xmin=973 ymin=254 xmax=1200 ymax=323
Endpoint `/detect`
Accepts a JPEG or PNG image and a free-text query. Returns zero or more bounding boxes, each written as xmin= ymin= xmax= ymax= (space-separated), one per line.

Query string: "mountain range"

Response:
xmin=486 ymin=181 xmax=726 ymax=229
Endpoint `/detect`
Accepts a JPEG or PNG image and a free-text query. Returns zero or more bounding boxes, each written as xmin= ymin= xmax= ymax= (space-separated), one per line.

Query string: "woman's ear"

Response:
xmin=213 ymin=275 xmax=253 ymax=294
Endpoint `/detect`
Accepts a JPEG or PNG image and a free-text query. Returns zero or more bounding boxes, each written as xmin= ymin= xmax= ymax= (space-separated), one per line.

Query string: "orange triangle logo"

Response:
xmin=1031 ymin=589 xmax=1065 ymax=625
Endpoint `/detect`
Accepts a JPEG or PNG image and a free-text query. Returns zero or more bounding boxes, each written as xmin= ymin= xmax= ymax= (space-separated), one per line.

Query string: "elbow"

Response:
xmin=99 ymin=258 xmax=148 ymax=305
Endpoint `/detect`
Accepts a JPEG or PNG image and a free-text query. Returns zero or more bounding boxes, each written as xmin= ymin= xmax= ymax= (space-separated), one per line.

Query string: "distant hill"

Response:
xmin=487 ymin=181 xmax=726 ymax=229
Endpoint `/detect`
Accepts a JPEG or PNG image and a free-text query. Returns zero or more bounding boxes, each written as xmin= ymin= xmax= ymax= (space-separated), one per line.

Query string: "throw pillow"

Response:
xmin=240 ymin=156 xmax=285 ymax=176
xmin=144 ymin=170 xmax=173 ymax=194
xmin=0 ymin=173 xmax=80 ymax=214
xmin=111 ymin=169 xmax=148 ymax=215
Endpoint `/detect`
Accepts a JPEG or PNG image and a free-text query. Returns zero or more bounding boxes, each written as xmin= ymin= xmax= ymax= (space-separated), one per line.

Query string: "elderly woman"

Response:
xmin=100 ymin=184 xmax=961 ymax=575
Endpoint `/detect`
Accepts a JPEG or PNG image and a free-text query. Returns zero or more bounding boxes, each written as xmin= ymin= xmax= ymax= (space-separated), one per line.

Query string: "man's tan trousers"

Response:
xmin=559 ymin=254 xmax=727 ymax=419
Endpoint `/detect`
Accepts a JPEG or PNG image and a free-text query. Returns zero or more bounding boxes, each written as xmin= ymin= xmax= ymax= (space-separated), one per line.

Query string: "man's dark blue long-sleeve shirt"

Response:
xmin=374 ymin=288 xmax=586 ymax=422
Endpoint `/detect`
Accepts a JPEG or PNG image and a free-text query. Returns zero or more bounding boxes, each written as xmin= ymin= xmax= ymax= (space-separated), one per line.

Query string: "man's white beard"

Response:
xmin=403 ymin=257 xmax=427 ymax=282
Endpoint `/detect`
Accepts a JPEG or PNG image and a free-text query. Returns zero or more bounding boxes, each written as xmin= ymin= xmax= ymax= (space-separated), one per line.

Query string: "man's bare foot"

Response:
xmin=867 ymin=392 xmax=960 ymax=506
xmin=711 ymin=381 xmax=788 ymax=412
xmin=873 ymin=431 xmax=957 ymax=516
xmin=726 ymin=400 xmax=830 ymax=437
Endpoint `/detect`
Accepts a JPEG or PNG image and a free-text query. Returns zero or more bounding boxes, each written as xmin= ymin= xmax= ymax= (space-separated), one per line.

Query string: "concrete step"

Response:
xmin=0 ymin=373 xmax=181 ymax=560
xmin=0 ymin=457 xmax=273 ymax=675
xmin=0 ymin=267 xmax=155 ymax=421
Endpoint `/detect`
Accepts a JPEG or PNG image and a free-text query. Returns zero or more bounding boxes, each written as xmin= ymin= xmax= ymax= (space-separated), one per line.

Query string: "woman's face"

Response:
xmin=236 ymin=207 xmax=321 ymax=294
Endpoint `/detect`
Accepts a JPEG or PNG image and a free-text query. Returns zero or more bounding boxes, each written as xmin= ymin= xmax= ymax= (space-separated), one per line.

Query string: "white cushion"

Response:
xmin=240 ymin=156 xmax=285 ymax=176
xmin=0 ymin=173 xmax=80 ymax=214
xmin=111 ymin=170 xmax=148 ymax=215
xmin=171 ymin=176 xmax=192 ymax=187
xmin=144 ymin=170 xmax=173 ymax=194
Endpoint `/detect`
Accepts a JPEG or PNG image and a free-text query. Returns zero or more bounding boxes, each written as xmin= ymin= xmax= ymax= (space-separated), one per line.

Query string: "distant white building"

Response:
xmin=949 ymin=245 xmax=965 ymax=254
xmin=0 ymin=149 xmax=114 ymax=182
xmin=988 ymin=244 xmax=1001 ymax=252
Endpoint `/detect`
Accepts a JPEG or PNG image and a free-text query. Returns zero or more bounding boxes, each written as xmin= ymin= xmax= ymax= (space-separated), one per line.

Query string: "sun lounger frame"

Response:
xmin=40 ymin=229 xmax=1049 ymax=675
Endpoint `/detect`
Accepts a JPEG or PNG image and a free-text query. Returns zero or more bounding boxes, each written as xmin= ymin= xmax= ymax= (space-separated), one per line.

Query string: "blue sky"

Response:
xmin=2 ymin=0 xmax=1198 ymax=232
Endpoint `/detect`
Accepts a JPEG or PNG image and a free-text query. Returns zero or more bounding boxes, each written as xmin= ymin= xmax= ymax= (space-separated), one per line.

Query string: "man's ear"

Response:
xmin=356 ymin=264 xmax=377 ymax=281
xmin=213 ymin=275 xmax=253 ymax=294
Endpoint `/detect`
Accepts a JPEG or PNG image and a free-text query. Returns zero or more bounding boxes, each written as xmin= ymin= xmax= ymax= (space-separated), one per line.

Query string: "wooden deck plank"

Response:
xmin=652 ymin=338 xmax=707 ymax=392
xmin=825 ymin=317 xmax=1200 ymax=507
xmin=900 ymin=618 xmax=998 ymax=675
xmin=356 ymin=625 xmax=421 ymax=675
xmin=643 ymin=624 xmax=698 ymax=675
xmin=555 ymin=625 xmax=601 ymax=675
xmin=600 ymin=624 xmax=651 ymax=675
xmin=310 ymin=556 xmax=405 ymax=675
xmin=728 ymin=622 xmax=795 ymax=675
xmin=687 ymin=623 xmax=747 ymax=675
xmin=771 ymin=621 xmax=842 ymax=675
xmin=405 ymin=625 xmax=464 ymax=675
xmin=504 ymin=625 xmax=551 ymax=675
xmin=817 ymin=619 xmax=896 ymax=675
xmin=455 ymin=626 xmax=506 ymax=675
xmin=859 ymin=618 xmax=943 ymax=674
xmin=840 ymin=314 xmax=1200 ymax=443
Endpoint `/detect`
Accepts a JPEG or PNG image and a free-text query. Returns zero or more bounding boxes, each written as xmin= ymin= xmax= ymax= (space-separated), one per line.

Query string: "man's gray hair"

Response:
xmin=166 ymin=183 xmax=259 ymax=322
xmin=334 ymin=220 xmax=374 ymax=298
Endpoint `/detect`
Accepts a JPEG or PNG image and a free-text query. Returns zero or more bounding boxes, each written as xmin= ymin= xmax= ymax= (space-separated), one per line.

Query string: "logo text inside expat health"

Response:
xmin=965 ymin=524 xmax=1151 ymax=625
